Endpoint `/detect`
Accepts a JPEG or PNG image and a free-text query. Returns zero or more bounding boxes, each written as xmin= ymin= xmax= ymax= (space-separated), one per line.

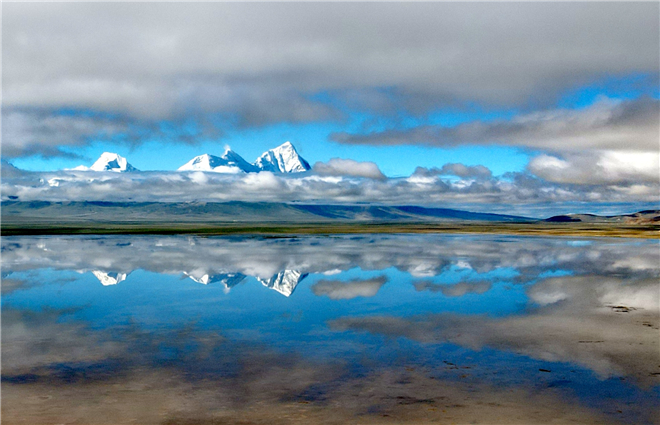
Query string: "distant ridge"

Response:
xmin=1 ymin=201 xmax=532 ymax=224
xmin=291 ymin=204 xmax=528 ymax=222
xmin=5 ymin=201 xmax=657 ymax=226
xmin=545 ymin=210 xmax=660 ymax=224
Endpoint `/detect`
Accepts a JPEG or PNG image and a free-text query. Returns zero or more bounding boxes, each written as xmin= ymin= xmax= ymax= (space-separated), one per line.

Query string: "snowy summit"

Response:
xmin=178 ymin=142 xmax=310 ymax=174
xmin=177 ymin=148 xmax=258 ymax=173
xmin=68 ymin=143 xmax=310 ymax=174
xmin=73 ymin=152 xmax=137 ymax=172
xmin=254 ymin=141 xmax=311 ymax=173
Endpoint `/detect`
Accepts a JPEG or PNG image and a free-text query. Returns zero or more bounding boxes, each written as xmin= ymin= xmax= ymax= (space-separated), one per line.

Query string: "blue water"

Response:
xmin=2 ymin=234 xmax=659 ymax=423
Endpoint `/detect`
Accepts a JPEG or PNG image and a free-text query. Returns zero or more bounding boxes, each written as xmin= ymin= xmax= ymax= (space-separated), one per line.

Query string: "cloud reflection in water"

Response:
xmin=2 ymin=234 xmax=659 ymax=424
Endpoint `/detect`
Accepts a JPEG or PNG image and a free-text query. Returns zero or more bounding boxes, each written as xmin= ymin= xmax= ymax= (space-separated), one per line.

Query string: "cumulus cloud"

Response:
xmin=1 ymin=166 xmax=658 ymax=214
xmin=313 ymin=158 xmax=386 ymax=180
xmin=311 ymin=276 xmax=388 ymax=300
xmin=332 ymin=97 xmax=660 ymax=152
xmin=528 ymin=151 xmax=660 ymax=185
xmin=332 ymin=97 xmax=659 ymax=186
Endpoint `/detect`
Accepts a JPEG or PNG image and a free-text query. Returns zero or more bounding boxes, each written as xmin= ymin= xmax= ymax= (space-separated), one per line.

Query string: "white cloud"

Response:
xmin=413 ymin=164 xmax=492 ymax=180
xmin=313 ymin=158 xmax=386 ymax=180
xmin=529 ymin=151 xmax=660 ymax=185
xmin=1 ymin=110 xmax=132 ymax=158
xmin=333 ymin=97 xmax=660 ymax=152
xmin=2 ymin=166 xmax=658 ymax=215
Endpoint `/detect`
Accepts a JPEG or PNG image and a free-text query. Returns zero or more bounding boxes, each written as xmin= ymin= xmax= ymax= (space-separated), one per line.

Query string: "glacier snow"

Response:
xmin=178 ymin=142 xmax=310 ymax=174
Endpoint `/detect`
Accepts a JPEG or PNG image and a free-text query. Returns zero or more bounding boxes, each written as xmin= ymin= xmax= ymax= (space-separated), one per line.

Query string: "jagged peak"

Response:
xmin=276 ymin=141 xmax=293 ymax=149
xmin=178 ymin=149 xmax=256 ymax=173
xmin=254 ymin=142 xmax=310 ymax=173
xmin=68 ymin=145 xmax=310 ymax=174
xmin=81 ymin=152 xmax=137 ymax=172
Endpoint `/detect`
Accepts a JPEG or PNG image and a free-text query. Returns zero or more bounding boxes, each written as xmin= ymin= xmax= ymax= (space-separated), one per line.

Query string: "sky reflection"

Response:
xmin=2 ymin=234 xmax=658 ymax=424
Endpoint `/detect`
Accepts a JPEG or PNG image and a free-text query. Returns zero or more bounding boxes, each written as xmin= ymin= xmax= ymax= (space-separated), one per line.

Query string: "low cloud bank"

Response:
xmin=2 ymin=163 xmax=657 ymax=217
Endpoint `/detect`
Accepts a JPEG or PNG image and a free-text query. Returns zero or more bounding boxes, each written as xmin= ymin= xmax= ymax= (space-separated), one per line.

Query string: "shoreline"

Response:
xmin=2 ymin=222 xmax=658 ymax=239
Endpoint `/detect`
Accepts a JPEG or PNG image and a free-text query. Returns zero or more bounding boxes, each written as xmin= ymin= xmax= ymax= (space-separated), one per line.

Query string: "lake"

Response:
xmin=2 ymin=234 xmax=659 ymax=424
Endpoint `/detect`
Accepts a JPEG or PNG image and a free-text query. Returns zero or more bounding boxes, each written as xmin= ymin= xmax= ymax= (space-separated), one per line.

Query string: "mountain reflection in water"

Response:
xmin=2 ymin=234 xmax=659 ymax=425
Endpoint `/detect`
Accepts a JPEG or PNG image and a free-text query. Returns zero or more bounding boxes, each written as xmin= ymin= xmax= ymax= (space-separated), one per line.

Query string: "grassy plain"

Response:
xmin=2 ymin=221 xmax=658 ymax=239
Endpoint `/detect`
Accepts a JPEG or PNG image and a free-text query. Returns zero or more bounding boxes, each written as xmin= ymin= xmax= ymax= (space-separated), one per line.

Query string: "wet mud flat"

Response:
xmin=1 ymin=365 xmax=626 ymax=425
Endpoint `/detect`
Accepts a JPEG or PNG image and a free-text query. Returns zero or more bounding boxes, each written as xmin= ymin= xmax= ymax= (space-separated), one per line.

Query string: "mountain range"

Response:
xmin=4 ymin=201 xmax=658 ymax=229
xmin=544 ymin=210 xmax=660 ymax=224
xmin=72 ymin=142 xmax=310 ymax=174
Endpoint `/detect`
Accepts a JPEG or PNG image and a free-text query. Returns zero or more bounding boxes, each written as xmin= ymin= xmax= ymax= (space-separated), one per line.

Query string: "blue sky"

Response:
xmin=10 ymin=111 xmax=532 ymax=177
xmin=9 ymin=73 xmax=654 ymax=177
xmin=9 ymin=77 xmax=652 ymax=178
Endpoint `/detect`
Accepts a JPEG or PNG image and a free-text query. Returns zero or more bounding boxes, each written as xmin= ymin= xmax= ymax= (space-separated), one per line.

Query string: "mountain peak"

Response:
xmin=254 ymin=142 xmax=310 ymax=173
xmin=178 ymin=142 xmax=310 ymax=174
xmin=77 ymin=152 xmax=137 ymax=172
xmin=178 ymin=151 xmax=257 ymax=173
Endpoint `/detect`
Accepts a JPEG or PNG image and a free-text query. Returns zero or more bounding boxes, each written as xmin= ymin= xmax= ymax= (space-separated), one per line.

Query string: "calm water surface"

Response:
xmin=2 ymin=234 xmax=659 ymax=424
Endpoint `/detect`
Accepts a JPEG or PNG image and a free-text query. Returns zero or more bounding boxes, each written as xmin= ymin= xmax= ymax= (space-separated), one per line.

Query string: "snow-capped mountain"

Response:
xmin=92 ymin=271 xmax=129 ymax=286
xmin=254 ymin=142 xmax=311 ymax=173
xmin=258 ymin=270 xmax=308 ymax=297
xmin=73 ymin=152 xmax=137 ymax=172
xmin=178 ymin=142 xmax=310 ymax=174
xmin=177 ymin=149 xmax=258 ymax=173
xmin=72 ymin=144 xmax=309 ymax=174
